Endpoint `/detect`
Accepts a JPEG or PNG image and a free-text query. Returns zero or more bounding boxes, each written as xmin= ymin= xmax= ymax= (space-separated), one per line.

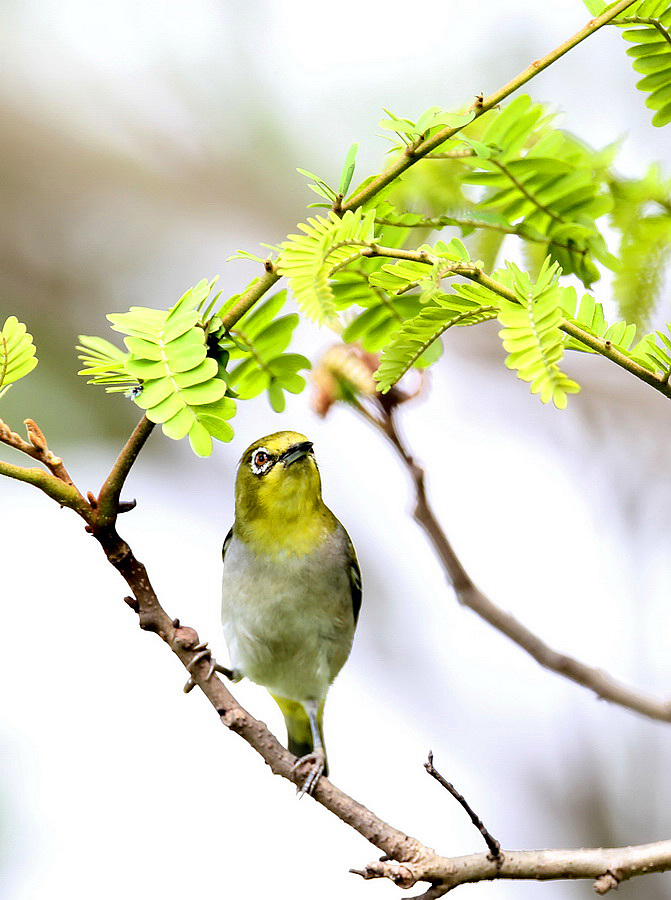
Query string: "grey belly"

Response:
xmin=221 ymin=535 xmax=355 ymax=702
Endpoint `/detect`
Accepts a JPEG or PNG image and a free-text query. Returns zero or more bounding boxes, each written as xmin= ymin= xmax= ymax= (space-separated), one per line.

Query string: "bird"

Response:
xmin=221 ymin=431 xmax=361 ymax=795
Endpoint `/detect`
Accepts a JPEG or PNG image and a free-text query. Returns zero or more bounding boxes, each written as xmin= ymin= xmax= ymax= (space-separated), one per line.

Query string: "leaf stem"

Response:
xmin=613 ymin=16 xmax=671 ymax=48
xmin=490 ymin=160 xmax=565 ymax=223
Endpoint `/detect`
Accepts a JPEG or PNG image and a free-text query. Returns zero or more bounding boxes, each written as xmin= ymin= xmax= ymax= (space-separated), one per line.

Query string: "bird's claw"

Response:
xmin=291 ymin=749 xmax=326 ymax=797
xmin=182 ymin=642 xmax=236 ymax=693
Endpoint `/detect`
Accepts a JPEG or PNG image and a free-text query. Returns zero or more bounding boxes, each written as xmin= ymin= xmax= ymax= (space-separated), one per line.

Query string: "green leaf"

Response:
xmin=266 ymin=353 xmax=311 ymax=376
xmin=0 ymin=316 xmax=38 ymax=398
xmin=297 ymin=167 xmax=338 ymax=201
xmin=83 ymin=279 xmax=238 ymax=453
xmin=615 ymin=13 xmax=671 ymax=128
xmin=267 ymin=380 xmax=286 ymax=412
xmin=340 ymin=143 xmax=359 ymax=196
xmin=497 ymin=259 xmax=580 ymax=408
xmin=77 ymin=335 xmax=134 ymax=392
xmin=278 ymin=209 xmax=377 ymax=322
xmin=375 ymin=287 xmax=500 ymax=392
xmin=188 ymin=421 xmax=213 ymax=457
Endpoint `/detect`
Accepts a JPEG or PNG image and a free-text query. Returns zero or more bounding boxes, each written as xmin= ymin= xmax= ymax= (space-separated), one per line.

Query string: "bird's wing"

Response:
xmin=222 ymin=526 xmax=233 ymax=563
xmin=347 ymin=536 xmax=362 ymax=625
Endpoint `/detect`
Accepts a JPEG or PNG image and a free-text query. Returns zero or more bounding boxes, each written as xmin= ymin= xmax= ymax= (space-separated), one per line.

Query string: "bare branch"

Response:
xmin=4 ymin=412 xmax=671 ymax=896
xmin=0 ymin=417 xmax=91 ymax=517
xmin=0 ymin=417 xmax=78 ymax=486
xmin=353 ymin=840 xmax=671 ymax=896
xmin=424 ymin=752 xmax=501 ymax=861
xmin=348 ymin=394 xmax=671 ymax=724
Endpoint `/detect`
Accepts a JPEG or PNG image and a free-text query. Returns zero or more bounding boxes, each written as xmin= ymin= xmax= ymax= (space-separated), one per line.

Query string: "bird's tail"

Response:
xmin=270 ymin=694 xmax=328 ymax=776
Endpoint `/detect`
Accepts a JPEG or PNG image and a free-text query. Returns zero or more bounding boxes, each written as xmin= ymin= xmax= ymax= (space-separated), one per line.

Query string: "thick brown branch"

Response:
xmin=354 ymin=839 xmax=671 ymax=896
xmin=91 ymin=520 xmax=428 ymax=864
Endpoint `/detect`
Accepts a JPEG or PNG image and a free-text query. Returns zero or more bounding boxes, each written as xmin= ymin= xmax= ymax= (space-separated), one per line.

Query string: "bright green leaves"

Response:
xmin=369 ymin=238 xmax=472 ymax=299
xmin=379 ymin=105 xmax=475 ymax=151
xmin=77 ymin=335 xmax=137 ymax=392
xmin=80 ymin=278 xmax=235 ymax=456
xmin=561 ymin=289 xmax=638 ymax=354
xmin=460 ymin=97 xmax=613 ymax=286
xmin=375 ymin=286 xmax=499 ymax=392
xmin=295 ymin=143 xmax=360 ymax=209
xmin=615 ymin=2 xmax=671 ymax=127
xmin=608 ymin=164 xmax=671 ymax=327
xmin=0 ymin=316 xmax=38 ymax=399
xmin=497 ymin=260 xmax=580 ymax=409
xmin=78 ymin=277 xmax=313 ymax=454
xmin=278 ymin=209 xmax=376 ymax=322
xmin=587 ymin=0 xmax=671 ymax=126
xmin=630 ymin=326 xmax=671 ymax=377
xmin=106 ymin=282 xmax=234 ymax=456
xmin=215 ymin=291 xmax=310 ymax=413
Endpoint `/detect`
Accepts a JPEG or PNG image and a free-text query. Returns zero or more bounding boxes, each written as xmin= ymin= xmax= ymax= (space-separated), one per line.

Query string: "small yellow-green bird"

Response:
xmin=221 ymin=431 xmax=361 ymax=794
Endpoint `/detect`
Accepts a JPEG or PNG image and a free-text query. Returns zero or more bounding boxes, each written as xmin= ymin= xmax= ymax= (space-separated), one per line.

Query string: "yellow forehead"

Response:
xmin=241 ymin=431 xmax=309 ymax=460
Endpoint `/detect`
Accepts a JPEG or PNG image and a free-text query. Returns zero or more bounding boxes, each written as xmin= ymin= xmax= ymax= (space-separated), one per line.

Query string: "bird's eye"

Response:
xmin=250 ymin=448 xmax=273 ymax=475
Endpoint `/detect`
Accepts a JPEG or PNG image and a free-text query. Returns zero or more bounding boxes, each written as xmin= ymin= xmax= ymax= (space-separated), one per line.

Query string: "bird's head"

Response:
xmin=234 ymin=431 xmax=323 ymax=526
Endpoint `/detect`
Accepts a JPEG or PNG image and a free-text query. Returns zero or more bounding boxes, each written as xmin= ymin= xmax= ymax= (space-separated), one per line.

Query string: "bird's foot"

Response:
xmin=182 ymin=642 xmax=240 ymax=693
xmin=291 ymin=749 xmax=326 ymax=797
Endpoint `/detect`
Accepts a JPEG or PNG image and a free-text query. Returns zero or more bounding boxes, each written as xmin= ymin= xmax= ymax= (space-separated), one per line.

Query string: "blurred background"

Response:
xmin=2 ymin=0 xmax=671 ymax=898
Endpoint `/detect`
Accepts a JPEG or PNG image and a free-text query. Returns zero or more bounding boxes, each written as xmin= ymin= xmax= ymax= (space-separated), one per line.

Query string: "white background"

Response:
xmin=1 ymin=2 xmax=671 ymax=899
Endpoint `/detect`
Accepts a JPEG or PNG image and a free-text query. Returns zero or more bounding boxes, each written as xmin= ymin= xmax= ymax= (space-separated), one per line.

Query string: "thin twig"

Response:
xmin=0 ymin=417 xmax=77 ymax=486
xmin=424 ymin=752 xmax=501 ymax=861
xmin=350 ymin=397 xmax=671 ymax=724
xmin=0 ymin=417 xmax=91 ymax=516
xmin=4 ymin=411 xmax=671 ymax=896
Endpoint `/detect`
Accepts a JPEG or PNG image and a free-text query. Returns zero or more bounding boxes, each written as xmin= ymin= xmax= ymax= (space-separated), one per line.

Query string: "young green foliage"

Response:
xmin=213 ymin=290 xmax=310 ymax=413
xmin=629 ymin=325 xmax=671 ymax=377
xmin=608 ymin=164 xmax=671 ymax=327
xmin=79 ymin=279 xmax=236 ymax=457
xmin=459 ymin=95 xmax=614 ymax=286
xmin=277 ymin=209 xmax=377 ymax=322
xmin=0 ymin=316 xmax=38 ymax=399
xmin=613 ymin=1 xmax=671 ymax=128
xmin=560 ymin=289 xmax=638 ymax=354
xmin=497 ymin=259 xmax=581 ymax=409
xmin=374 ymin=284 xmax=500 ymax=392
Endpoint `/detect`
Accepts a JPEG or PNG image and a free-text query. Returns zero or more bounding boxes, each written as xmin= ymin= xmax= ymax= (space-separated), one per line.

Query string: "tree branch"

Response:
xmin=424 ymin=752 xmax=501 ymax=861
xmin=82 ymin=510 xmax=671 ymax=898
xmin=220 ymin=262 xmax=281 ymax=330
xmin=95 ymin=415 xmax=156 ymax=525
xmin=349 ymin=396 xmax=671 ymax=724
xmin=341 ymin=0 xmax=637 ymax=212
xmin=354 ymin=244 xmax=671 ymax=402
xmin=4 ymin=404 xmax=671 ymax=895
xmin=0 ymin=417 xmax=92 ymax=517
xmin=353 ymin=839 xmax=671 ymax=897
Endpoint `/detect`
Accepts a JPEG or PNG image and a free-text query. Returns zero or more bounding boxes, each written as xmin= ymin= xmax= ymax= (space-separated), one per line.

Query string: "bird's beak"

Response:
xmin=280 ymin=441 xmax=313 ymax=466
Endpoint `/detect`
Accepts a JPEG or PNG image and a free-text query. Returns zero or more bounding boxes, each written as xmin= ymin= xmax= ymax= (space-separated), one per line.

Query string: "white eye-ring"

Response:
xmin=250 ymin=447 xmax=274 ymax=475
